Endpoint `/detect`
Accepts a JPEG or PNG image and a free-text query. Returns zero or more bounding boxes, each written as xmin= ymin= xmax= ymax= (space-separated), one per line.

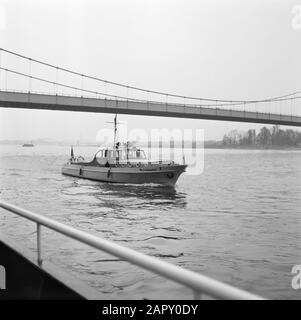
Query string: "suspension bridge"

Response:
xmin=0 ymin=48 xmax=300 ymax=127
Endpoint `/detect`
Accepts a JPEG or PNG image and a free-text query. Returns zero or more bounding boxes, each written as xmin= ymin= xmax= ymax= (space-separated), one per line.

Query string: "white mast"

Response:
xmin=113 ymin=113 xmax=117 ymax=148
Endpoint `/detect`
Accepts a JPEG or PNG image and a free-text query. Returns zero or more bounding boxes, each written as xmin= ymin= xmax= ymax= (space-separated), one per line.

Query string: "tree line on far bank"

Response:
xmin=222 ymin=126 xmax=301 ymax=146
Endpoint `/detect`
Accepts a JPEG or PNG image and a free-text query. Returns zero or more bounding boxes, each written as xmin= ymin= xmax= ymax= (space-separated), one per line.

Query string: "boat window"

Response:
xmin=97 ymin=148 xmax=146 ymax=160
xmin=126 ymin=149 xmax=146 ymax=159
xmin=128 ymin=151 xmax=135 ymax=159
xmin=118 ymin=150 xmax=126 ymax=160
xmin=136 ymin=150 xmax=146 ymax=159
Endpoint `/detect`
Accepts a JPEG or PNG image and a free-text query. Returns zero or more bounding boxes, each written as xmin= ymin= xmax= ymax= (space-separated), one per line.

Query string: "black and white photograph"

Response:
xmin=0 ymin=0 xmax=300 ymax=307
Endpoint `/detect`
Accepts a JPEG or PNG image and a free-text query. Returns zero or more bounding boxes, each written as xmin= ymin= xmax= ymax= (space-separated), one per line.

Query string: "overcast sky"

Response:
xmin=0 ymin=0 xmax=300 ymax=142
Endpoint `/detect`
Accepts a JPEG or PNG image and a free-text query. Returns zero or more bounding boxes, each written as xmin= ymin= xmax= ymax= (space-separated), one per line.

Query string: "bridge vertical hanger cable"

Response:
xmin=265 ymin=100 xmax=268 ymax=114
xmin=294 ymin=96 xmax=296 ymax=117
xmin=56 ymin=67 xmax=58 ymax=95
xmin=146 ymin=90 xmax=149 ymax=110
xmin=166 ymin=94 xmax=168 ymax=111
xmin=5 ymin=57 xmax=7 ymax=91
xmin=126 ymin=85 xmax=129 ymax=109
xmin=53 ymin=68 xmax=56 ymax=94
xmin=28 ymin=58 xmax=32 ymax=93
xmin=292 ymin=99 xmax=301 ymax=116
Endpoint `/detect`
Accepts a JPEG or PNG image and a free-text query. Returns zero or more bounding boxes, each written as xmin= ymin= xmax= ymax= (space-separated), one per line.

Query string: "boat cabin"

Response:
xmin=95 ymin=146 xmax=147 ymax=164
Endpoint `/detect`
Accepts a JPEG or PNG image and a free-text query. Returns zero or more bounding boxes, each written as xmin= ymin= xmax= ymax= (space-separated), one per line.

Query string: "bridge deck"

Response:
xmin=1 ymin=91 xmax=301 ymax=126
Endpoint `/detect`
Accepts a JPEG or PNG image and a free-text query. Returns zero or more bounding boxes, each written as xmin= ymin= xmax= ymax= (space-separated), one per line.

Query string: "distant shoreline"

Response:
xmin=1 ymin=141 xmax=301 ymax=150
xmin=204 ymin=144 xmax=301 ymax=150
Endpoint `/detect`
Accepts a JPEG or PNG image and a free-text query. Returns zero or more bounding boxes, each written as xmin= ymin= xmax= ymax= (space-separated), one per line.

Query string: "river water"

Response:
xmin=0 ymin=145 xmax=300 ymax=299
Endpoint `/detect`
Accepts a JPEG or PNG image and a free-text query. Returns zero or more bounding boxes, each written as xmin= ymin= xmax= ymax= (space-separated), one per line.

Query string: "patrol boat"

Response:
xmin=61 ymin=116 xmax=187 ymax=187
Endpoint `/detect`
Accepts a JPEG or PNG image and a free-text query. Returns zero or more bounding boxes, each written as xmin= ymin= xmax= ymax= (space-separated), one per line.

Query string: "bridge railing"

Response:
xmin=0 ymin=200 xmax=265 ymax=300
xmin=2 ymin=88 xmax=301 ymax=119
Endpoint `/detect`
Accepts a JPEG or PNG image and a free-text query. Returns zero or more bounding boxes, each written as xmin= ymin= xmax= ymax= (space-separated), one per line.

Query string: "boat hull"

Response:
xmin=62 ymin=163 xmax=186 ymax=187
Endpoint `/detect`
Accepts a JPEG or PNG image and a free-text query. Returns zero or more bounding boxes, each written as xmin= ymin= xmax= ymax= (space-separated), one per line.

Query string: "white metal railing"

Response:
xmin=0 ymin=200 xmax=265 ymax=300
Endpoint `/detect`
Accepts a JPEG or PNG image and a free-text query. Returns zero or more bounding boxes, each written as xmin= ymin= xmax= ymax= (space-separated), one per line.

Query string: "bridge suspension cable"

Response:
xmin=1 ymin=66 xmax=300 ymax=110
xmin=1 ymin=47 xmax=300 ymax=105
xmin=0 ymin=67 xmax=143 ymax=102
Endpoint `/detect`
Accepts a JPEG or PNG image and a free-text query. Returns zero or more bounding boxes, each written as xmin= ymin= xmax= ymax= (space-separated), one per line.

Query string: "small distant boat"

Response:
xmin=22 ymin=143 xmax=34 ymax=147
xmin=62 ymin=115 xmax=187 ymax=187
